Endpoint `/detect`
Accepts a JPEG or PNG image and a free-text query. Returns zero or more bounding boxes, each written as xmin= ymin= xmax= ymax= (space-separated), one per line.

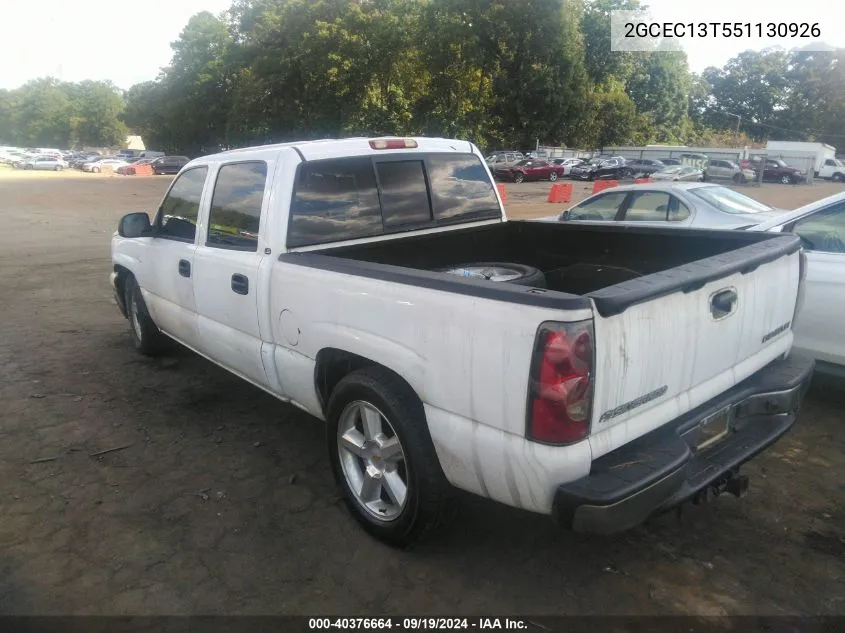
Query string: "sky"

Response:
xmin=1 ymin=0 xmax=232 ymax=90
xmin=1 ymin=0 xmax=844 ymax=91
xmin=636 ymin=0 xmax=844 ymax=73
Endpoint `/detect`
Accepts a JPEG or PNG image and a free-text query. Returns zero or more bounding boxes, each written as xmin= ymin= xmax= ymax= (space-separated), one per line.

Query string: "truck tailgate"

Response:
xmin=587 ymin=238 xmax=801 ymax=459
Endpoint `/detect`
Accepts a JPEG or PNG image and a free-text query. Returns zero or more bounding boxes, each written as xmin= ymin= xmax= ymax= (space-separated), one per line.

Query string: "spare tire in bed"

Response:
xmin=433 ymin=262 xmax=546 ymax=288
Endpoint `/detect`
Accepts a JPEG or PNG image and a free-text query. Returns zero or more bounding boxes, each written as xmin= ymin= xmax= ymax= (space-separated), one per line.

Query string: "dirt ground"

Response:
xmin=0 ymin=168 xmax=844 ymax=616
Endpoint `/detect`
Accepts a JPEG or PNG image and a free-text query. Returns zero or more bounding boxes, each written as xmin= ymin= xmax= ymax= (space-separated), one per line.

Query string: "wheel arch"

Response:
xmin=113 ymin=264 xmax=133 ymax=316
xmin=314 ymin=348 xmax=422 ymax=416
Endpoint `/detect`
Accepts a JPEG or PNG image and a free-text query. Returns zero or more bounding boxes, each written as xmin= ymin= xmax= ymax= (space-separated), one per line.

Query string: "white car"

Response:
xmin=751 ymin=191 xmax=845 ymax=374
xmin=19 ymin=155 xmax=69 ymax=171
xmin=551 ymin=158 xmax=585 ymax=176
xmin=83 ymin=158 xmax=129 ymax=173
xmin=110 ymin=136 xmax=812 ymax=545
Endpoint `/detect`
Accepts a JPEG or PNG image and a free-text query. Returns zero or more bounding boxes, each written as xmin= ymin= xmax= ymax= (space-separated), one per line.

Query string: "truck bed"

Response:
xmin=282 ymin=221 xmax=801 ymax=316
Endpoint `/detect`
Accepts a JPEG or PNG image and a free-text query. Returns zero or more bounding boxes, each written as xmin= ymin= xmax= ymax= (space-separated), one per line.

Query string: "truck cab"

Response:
xmin=817 ymin=157 xmax=845 ymax=182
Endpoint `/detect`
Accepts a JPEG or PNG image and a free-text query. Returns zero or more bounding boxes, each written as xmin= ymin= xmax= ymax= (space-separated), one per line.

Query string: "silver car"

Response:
xmin=707 ymin=159 xmax=756 ymax=184
xmin=651 ymin=165 xmax=703 ymax=181
xmin=554 ymin=182 xmax=781 ymax=229
xmin=19 ymin=155 xmax=69 ymax=171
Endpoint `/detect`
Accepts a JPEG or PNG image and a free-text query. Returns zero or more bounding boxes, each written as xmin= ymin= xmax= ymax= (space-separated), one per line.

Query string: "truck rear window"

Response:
xmin=288 ymin=153 xmax=500 ymax=247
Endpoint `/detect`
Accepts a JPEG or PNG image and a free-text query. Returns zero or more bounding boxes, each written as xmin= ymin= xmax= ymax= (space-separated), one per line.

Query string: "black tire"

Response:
xmin=513 ymin=172 xmax=525 ymax=183
xmin=93 ymin=167 xmax=101 ymax=174
xmin=780 ymin=174 xmax=792 ymax=185
xmin=54 ymin=165 xmax=62 ymax=171
xmin=549 ymin=171 xmax=558 ymax=182
xmin=833 ymin=173 xmax=844 ymax=183
xmin=326 ymin=367 xmax=454 ymax=547
xmin=434 ymin=262 xmax=546 ymax=287
xmin=733 ymin=173 xmax=744 ymax=184
xmin=124 ymin=275 xmax=169 ymax=356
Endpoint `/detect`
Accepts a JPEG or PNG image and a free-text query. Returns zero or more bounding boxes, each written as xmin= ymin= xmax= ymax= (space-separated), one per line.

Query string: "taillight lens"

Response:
xmin=369 ymin=138 xmax=418 ymax=150
xmin=526 ymin=321 xmax=594 ymax=445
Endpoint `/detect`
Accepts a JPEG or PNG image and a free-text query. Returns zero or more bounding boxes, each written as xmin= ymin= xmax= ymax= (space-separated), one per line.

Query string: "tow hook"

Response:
xmin=692 ymin=473 xmax=750 ymax=505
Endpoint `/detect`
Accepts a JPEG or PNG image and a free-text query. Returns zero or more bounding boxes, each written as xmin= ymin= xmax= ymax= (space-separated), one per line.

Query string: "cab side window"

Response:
xmin=156 ymin=167 xmax=208 ymax=242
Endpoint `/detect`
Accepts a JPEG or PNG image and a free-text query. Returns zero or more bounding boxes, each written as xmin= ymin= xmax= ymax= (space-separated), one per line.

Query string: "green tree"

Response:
xmin=702 ymin=49 xmax=790 ymax=138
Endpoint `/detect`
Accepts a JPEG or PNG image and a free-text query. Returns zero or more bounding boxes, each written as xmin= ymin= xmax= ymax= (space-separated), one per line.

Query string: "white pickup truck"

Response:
xmin=110 ymin=137 xmax=814 ymax=546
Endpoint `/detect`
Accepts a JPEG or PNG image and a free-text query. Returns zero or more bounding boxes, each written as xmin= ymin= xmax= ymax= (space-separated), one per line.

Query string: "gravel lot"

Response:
xmin=1 ymin=168 xmax=844 ymax=616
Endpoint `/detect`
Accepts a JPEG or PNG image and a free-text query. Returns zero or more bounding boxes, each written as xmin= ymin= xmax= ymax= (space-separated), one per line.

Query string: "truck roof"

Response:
xmin=205 ymin=137 xmax=475 ymax=163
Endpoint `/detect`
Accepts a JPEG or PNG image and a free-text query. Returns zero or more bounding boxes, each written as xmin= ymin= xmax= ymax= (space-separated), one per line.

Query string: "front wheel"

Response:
xmin=513 ymin=172 xmax=525 ymax=183
xmin=54 ymin=165 xmax=62 ymax=171
xmin=93 ymin=167 xmax=101 ymax=173
xmin=124 ymin=275 xmax=169 ymax=356
xmin=549 ymin=171 xmax=558 ymax=182
xmin=327 ymin=367 xmax=454 ymax=547
xmin=780 ymin=174 xmax=792 ymax=185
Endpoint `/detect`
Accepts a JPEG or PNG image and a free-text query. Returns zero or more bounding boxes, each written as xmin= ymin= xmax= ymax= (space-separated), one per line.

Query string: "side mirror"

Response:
xmin=118 ymin=212 xmax=152 ymax=238
xmin=560 ymin=210 xmax=571 ymax=221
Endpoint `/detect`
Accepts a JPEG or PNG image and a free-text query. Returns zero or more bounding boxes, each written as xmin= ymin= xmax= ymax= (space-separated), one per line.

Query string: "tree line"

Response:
xmin=2 ymin=0 xmax=845 ymax=154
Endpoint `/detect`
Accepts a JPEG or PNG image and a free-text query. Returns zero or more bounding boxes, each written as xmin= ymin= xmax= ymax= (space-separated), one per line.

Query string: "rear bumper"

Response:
xmin=553 ymin=353 xmax=815 ymax=533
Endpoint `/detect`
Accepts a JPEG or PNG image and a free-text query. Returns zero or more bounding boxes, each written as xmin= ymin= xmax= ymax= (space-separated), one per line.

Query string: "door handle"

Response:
xmin=711 ymin=288 xmax=737 ymax=318
xmin=178 ymin=259 xmax=191 ymax=278
xmin=231 ymin=273 xmax=249 ymax=295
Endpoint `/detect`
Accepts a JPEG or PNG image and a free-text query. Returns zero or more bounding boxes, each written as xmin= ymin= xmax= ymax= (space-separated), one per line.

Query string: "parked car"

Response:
xmin=485 ymin=151 xmax=523 ymax=168
xmin=493 ymin=158 xmax=565 ymax=183
xmin=151 ymin=156 xmax=190 ymax=175
xmin=651 ymin=166 xmax=703 ymax=182
xmin=19 ymin=155 xmax=69 ymax=171
xmin=551 ymin=158 xmax=586 ymax=175
xmin=116 ymin=158 xmax=156 ymax=175
xmin=625 ymin=158 xmax=665 ymax=177
xmin=754 ymin=158 xmax=807 ymax=185
xmin=553 ymin=182 xmax=780 ymax=228
xmin=570 ymin=156 xmax=630 ymax=181
xmin=706 ymin=159 xmax=756 ymax=184
xmin=70 ymin=153 xmax=101 ymax=169
xmin=815 ymin=157 xmax=845 ymax=182
xmin=658 ymin=157 xmax=682 ymax=166
xmin=0 ymin=150 xmax=27 ymax=164
xmin=111 ymin=136 xmax=812 ymax=545
xmin=83 ymin=158 xmax=129 ymax=173
xmin=751 ymin=191 xmax=845 ymax=374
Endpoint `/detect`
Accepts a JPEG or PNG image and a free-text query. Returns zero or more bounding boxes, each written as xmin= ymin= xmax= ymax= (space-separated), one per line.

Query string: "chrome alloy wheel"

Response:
xmin=337 ymin=400 xmax=408 ymax=521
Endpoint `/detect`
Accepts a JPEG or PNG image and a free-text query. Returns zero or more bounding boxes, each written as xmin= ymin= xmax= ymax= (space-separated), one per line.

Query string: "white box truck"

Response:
xmin=765 ymin=141 xmax=837 ymax=177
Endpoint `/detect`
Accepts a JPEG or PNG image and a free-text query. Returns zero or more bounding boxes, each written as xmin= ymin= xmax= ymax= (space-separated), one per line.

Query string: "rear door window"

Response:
xmin=206 ymin=161 xmax=267 ymax=251
xmin=623 ymin=191 xmax=672 ymax=222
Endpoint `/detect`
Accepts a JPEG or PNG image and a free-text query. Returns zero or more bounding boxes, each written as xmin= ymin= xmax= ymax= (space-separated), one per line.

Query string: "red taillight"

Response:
xmin=527 ymin=321 xmax=594 ymax=445
xmin=369 ymin=138 xmax=418 ymax=150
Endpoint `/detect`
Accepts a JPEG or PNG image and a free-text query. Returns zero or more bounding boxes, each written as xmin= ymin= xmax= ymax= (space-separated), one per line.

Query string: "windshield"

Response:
xmin=515 ymin=159 xmax=531 ymax=166
xmin=689 ymin=186 xmax=774 ymax=214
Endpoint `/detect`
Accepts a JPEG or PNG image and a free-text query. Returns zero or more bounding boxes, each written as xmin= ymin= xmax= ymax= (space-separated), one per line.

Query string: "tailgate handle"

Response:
xmin=711 ymin=289 xmax=737 ymax=318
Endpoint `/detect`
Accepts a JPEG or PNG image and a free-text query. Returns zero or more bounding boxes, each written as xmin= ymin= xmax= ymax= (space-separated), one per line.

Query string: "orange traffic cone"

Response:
xmin=497 ymin=183 xmax=508 ymax=204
